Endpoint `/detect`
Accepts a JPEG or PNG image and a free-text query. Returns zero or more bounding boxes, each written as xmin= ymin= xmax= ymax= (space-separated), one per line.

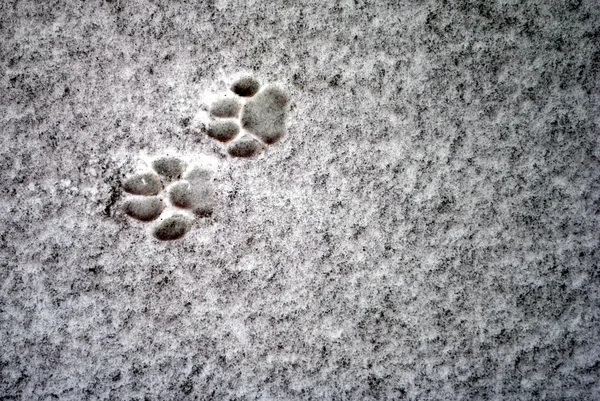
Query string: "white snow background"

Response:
xmin=1 ymin=0 xmax=599 ymax=399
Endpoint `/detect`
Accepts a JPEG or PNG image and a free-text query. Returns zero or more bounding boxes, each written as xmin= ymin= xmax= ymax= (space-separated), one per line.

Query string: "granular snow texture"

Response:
xmin=1 ymin=0 xmax=599 ymax=400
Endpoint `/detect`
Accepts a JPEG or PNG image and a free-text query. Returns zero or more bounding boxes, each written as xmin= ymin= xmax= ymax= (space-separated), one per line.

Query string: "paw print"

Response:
xmin=206 ymin=75 xmax=289 ymax=158
xmin=121 ymin=154 xmax=215 ymax=240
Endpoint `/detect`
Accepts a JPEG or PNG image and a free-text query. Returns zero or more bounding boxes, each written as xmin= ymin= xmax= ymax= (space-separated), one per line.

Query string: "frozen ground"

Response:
xmin=1 ymin=0 xmax=599 ymax=399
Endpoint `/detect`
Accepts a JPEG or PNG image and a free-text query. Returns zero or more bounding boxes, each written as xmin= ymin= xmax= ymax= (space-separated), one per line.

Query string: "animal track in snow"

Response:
xmin=122 ymin=196 xmax=165 ymax=222
xmin=152 ymin=213 xmax=193 ymax=241
xmin=204 ymin=75 xmax=289 ymax=158
xmin=122 ymin=154 xmax=216 ymax=240
xmin=122 ymin=172 xmax=162 ymax=196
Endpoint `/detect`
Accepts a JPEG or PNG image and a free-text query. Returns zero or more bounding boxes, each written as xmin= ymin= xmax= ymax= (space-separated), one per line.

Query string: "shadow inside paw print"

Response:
xmin=122 ymin=155 xmax=215 ymax=240
xmin=206 ymin=75 xmax=288 ymax=158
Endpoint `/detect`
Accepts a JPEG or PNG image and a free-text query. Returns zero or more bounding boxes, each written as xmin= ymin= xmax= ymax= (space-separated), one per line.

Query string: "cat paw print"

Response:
xmin=206 ymin=75 xmax=289 ymax=158
xmin=122 ymin=154 xmax=215 ymax=240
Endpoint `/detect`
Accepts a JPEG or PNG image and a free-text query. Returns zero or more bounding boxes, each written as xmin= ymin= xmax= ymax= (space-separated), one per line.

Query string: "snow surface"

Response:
xmin=1 ymin=0 xmax=599 ymax=399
